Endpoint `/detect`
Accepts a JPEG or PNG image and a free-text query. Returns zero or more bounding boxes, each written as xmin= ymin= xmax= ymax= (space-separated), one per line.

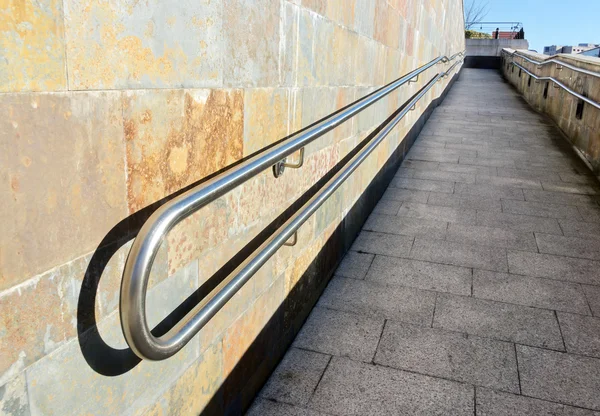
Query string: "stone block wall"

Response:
xmin=502 ymin=49 xmax=600 ymax=173
xmin=0 ymin=0 xmax=464 ymax=415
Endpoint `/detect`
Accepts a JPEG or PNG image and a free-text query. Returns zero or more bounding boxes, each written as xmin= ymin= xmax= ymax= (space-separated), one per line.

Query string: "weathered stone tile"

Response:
xmin=280 ymin=2 xmax=299 ymax=86
xmin=310 ymin=357 xmax=474 ymax=415
xmin=65 ymin=0 xmax=223 ymax=89
xmin=497 ymin=167 xmax=561 ymax=181
xmin=366 ymin=255 xmax=472 ymax=295
xmin=524 ymin=189 xmax=598 ymax=206
xmin=398 ymin=202 xmax=476 ymax=224
xmin=473 ymin=270 xmax=590 ymax=314
xmin=508 ymin=250 xmax=600 ymax=285
xmin=25 ymin=268 xmax=200 ymax=416
xmin=542 ymin=181 xmax=599 ymax=195
xmin=558 ymin=312 xmax=600 ymax=358
xmin=0 ymin=92 xmax=126 ymax=291
xmin=350 ymin=231 xmax=413 ymax=257
xmin=374 ymin=0 xmax=400 ymax=49
xmin=381 ymin=187 xmax=430 ymax=203
xmin=518 ymin=345 xmax=600 ymax=410
xmin=123 ymin=89 xmax=244 ymax=212
xmin=353 ymin=0 xmax=375 ymax=37
xmin=372 ymin=198 xmax=402 ymax=215
xmin=363 ymin=214 xmax=447 ymax=239
xmin=584 ymin=285 xmax=600 ymax=317
xmin=391 ymin=177 xmax=454 ymax=193
xmin=243 ymin=88 xmax=290 ymax=156
xmin=476 ymin=387 xmax=600 ymax=416
xmin=459 ymin=156 xmax=516 ymax=168
xmin=375 ymin=322 xmax=519 ymax=393
xmin=260 ymin=348 xmax=330 ymax=406
xmin=0 ymin=373 xmax=30 ymax=416
xmin=222 ymin=275 xmax=283 ymax=378
xmin=560 ymin=220 xmax=600 ymax=241
xmin=578 ymin=204 xmax=600 ymax=223
xmin=413 ymin=169 xmax=477 ymax=184
xmin=536 ymin=233 xmax=600 ymax=260
xmin=0 ymin=248 xmax=127 ymax=385
xmin=477 ymin=211 xmax=562 ymax=234
xmin=131 ymin=342 xmax=223 ymax=416
xmin=407 ymin=152 xmax=459 ymax=163
xmin=410 ymin=238 xmax=508 ymax=272
xmin=427 ymin=192 xmax=502 ymax=212
xmin=223 ymin=0 xmax=280 ymax=86
xmin=476 ymin=175 xmax=542 ymax=189
xmin=455 ymin=183 xmax=524 ymax=200
xmin=447 ymin=224 xmax=537 ymax=252
xmin=502 ymin=199 xmax=583 ymax=220
xmin=247 ymin=399 xmax=328 ymax=416
xmin=318 ymin=277 xmax=435 ymax=325
xmin=0 ymin=0 xmax=66 ymax=92
xmin=434 ymin=294 xmax=564 ymax=350
xmin=335 ymin=251 xmax=374 ymax=280
xmin=292 ymin=307 xmax=384 ymax=362
xmin=401 ymin=160 xmax=440 ymax=171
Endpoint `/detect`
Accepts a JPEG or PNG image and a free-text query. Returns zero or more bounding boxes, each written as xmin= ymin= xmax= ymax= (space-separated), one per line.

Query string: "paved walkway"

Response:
xmin=248 ymin=69 xmax=600 ymax=415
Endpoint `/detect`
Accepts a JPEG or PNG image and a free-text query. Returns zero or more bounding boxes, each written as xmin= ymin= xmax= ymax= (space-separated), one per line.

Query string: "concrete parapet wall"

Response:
xmin=467 ymin=39 xmax=529 ymax=57
xmin=0 ymin=1 xmax=465 ymax=415
xmin=502 ymin=49 xmax=600 ymax=173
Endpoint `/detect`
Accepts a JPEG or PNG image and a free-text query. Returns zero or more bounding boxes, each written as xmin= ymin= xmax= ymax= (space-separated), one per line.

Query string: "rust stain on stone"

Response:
xmin=124 ymin=89 xmax=244 ymax=213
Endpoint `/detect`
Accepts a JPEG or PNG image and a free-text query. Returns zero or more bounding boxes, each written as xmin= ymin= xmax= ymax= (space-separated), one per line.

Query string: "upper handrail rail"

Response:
xmin=504 ymin=50 xmax=600 ymax=79
xmin=509 ymin=61 xmax=600 ymax=110
xmin=120 ymin=50 xmax=465 ymax=361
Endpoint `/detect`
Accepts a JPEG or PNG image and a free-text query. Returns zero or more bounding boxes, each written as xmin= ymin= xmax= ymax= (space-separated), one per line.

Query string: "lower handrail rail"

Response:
xmin=505 ymin=50 xmax=600 ymax=79
xmin=120 ymin=53 xmax=464 ymax=361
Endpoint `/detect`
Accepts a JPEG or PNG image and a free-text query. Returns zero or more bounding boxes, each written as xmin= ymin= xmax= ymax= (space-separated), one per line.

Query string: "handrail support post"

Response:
xmin=273 ymin=147 xmax=304 ymax=178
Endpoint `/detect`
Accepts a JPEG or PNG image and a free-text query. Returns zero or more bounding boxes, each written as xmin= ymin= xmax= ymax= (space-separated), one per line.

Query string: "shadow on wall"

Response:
xmin=74 ymin=80 xmax=404 ymax=377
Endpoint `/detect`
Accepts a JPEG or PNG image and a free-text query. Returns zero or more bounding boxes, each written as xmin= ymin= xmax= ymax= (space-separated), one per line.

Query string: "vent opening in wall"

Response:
xmin=512 ymin=64 xmax=515 ymax=73
xmin=543 ymin=82 xmax=549 ymax=99
xmin=528 ymin=76 xmax=531 ymax=87
xmin=518 ymin=68 xmax=522 ymax=77
xmin=576 ymin=93 xmax=586 ymax=119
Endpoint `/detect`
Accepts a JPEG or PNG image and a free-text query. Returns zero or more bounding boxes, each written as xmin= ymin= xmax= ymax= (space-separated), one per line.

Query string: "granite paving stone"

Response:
xmin=292 ymin=307 xmax=384 ymax=362
xmin=259 ymin=348 xmax=331 ymax=406
xmin=410 ymin=237 xmax=508 ymax=272
xmin=446 ymin=224 xmax=537 ymax=252
xmin=502 ymin=199 xmax=584 ymax=220
xmin=518 ymin=345 xmax=600 ymax=410
xmin=375 ymin=322 xmax=519 ymax=392
xmin=583 ymin=285 xmax=600 ymax=317
xmin=454 ymin=182 xmax=524 ymax=200
xmin=427 ymin=192 xmax=502 ymax=212
xmin=309 ymin=357 xmax=474 ymax=415
xmin=535 ymin=233 xmax=600 ymax=260
xmin=371 ymin=198 xmax=402 ymax=215
xmin=477 ymin=211 xmax=562 ymax=234
xmin=363 ymin=213 xmax=447 ymax=239
xmin=508 ymin=250 xmax=600 ymax=285
xmin=473 ymin=270 xmax=590 ymax=314
xmin=578 ymin=204 xmax=600 ymax=223
xmin=433 ymin=294 xmax=564 ymax=350
xmin=366 ymin=255 xmax=472 ymax=295
xmin=380 ymin=187 xmax=430 ymax=203
xmin=475 ymin=387 xmax=600 ymax=416
xmin=559 ymin=219 xmax=600 ymax=240
xmin=557 ymin=312 xmax=600 ymax=358
xmin=350 ymin=231 xmax=413 ymax=257
xmin=391 ymin=177 xmax=455 ymax=193
xmin=524 ymin=189 xmax=598 ymax=206
xmin=247 ymin=399 xmax=328 ymax=416
xmin=412 ymin=169 xmax=476 ymax=184
xmin=335 ymin=251 xmax=374 ymax=279
xmin=397 ymin=202 xmax=476 ymax=225
xmin=317 ymin=277 xmax=435 ymax=325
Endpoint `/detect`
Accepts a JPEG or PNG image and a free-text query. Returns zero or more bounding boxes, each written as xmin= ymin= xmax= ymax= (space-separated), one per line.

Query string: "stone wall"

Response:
xmin=502 ymin=49 xmax=600 ymax=174
xmin=0 ymin=1 xmax=464 ymax=415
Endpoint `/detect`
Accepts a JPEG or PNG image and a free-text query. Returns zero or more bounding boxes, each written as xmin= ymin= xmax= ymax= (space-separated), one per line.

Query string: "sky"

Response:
xmin=474 ymin=0 xmax=600 ymax=53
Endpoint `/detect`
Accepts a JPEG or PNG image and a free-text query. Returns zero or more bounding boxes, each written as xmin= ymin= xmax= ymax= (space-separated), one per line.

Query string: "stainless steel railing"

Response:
xmin=120 ymin=51 xmax=464 ymax=361
xmin=506 ymin=59 xmax=600 ymax=111
xmin=505 ymin=50 xmax=600 ymax=79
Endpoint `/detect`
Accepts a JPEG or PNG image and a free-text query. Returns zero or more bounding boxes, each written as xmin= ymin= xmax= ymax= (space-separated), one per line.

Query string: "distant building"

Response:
xmin=580 ymin=47 xmax=600 ymax=58
xmin=544 ymin=43 xmax=600 ymax=56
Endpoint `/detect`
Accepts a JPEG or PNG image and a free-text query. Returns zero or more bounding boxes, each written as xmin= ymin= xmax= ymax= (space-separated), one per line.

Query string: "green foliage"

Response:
xmin=465 ymin=30 xmax=492 ymax=39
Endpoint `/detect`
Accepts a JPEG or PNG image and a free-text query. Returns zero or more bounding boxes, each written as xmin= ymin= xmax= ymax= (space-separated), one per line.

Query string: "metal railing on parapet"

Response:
xmin=503 ymin=50 xmax=600 ymax=110
xmin=120 ymin=50 xmax=465 ymax=361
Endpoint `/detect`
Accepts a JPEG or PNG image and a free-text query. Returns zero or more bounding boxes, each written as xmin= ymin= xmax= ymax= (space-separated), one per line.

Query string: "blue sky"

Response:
xmin=479 ymin=0 xmax=600 ymax=52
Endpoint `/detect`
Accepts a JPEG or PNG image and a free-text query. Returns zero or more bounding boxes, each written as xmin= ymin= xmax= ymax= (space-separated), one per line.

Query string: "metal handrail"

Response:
xmin=509 ymin=61 xmax=600 ymax=110
xmin=505 ymin=50 xmax=600 ymax=79
xmin=120 ymin=51 xmax=464 ymax=361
